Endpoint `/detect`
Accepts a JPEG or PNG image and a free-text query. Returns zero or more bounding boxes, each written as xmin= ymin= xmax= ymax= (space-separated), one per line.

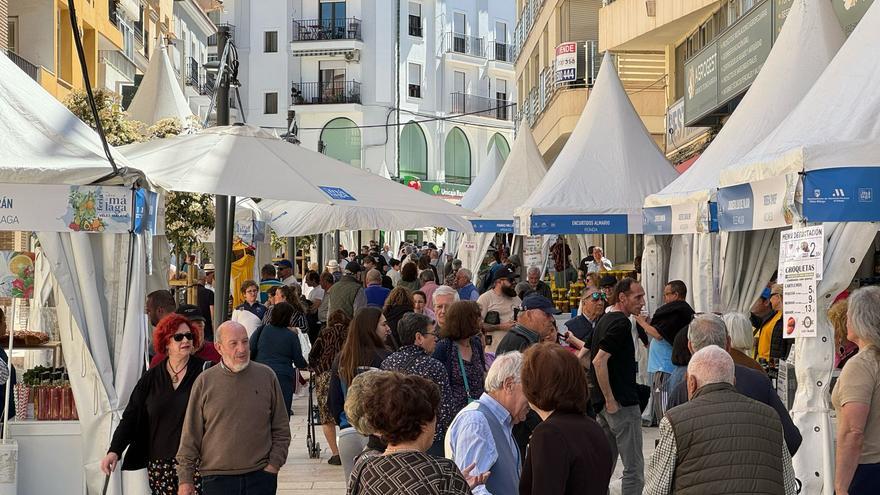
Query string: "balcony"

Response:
xmin=184 ymin=57 xmax=215 ymax=96
xmin=443 ymin=33 xmax=486 ymax=64
xmin=512 ymin=0 xmax=545 ymax=62
xmin=292 ymin=18 xmax=362 ymax=42
xmin=5 ymin=50 xmax=40 ymax=82
xmin=489 ymin=42 xmax=513 ymax=63
xmin=207 ymin=23 xmax=235 ymax=47
xmin=451 ymin=93 xmax=515 ymax=121
xmin=291 ymin=81 xmax=361 ymax=106
xmin=99 ymin=50 xmax=136 ymax=82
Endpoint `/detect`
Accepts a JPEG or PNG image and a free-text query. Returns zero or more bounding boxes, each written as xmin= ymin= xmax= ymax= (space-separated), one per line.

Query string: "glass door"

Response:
xmin=453 ymin=12 xmax=466 ymax=53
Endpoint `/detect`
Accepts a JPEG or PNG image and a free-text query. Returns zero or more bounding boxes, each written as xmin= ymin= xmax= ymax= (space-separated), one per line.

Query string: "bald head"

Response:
xmin=215 ymin=321 xmax=250 ymax=372
xmin=366 ymin=269 xmax=382 ymax=284
xmin=687 ymin=345 xmax=735 ymax=399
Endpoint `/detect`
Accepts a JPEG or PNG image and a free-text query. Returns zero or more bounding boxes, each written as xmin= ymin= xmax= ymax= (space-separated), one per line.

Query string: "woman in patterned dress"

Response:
xmin=100 ymin=314 xmax=207 ymax=494
xmin=308 ymin=310 xmax=351 ymax=465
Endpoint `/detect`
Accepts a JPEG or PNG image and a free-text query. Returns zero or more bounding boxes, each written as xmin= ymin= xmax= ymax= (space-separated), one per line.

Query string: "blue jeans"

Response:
xmin=851 ymin=463 xmax=880 ymax=495
xmin=202 ymin=469 xmax=278 ymax=495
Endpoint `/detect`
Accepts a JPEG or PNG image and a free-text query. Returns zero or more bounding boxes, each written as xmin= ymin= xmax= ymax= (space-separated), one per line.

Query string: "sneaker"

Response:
xmin=327 ymin=455 xmax=341 ymax=466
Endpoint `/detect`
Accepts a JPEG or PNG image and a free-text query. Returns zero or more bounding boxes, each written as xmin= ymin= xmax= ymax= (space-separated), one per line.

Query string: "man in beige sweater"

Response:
xmin=177 ymin=321 xmax=291 ymax=495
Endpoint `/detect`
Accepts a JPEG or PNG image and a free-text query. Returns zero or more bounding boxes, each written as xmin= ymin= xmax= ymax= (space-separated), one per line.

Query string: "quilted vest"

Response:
xmin=666 ymin=382 xmax=785 ymax=495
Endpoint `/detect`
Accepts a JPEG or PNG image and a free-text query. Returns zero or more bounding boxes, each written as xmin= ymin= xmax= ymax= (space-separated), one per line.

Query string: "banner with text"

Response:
xmin=518 ymin=214 xmax=630 ymax=235
xmin=717 ymin=174 xmax=796 ymax=231
xmin=803 ymin=167 xmax=880 ymax=222
xmin=555 ymin=42 xmax=579 ymax=83
xmin=471 ymin=219 xmax=514 ymax=233
xmin=642 ymin=202 xmax=705 ymax=235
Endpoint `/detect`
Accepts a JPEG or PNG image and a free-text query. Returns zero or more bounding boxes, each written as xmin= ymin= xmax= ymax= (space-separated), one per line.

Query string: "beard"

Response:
xmin=501 ymin=285 xmax=518 ymax=298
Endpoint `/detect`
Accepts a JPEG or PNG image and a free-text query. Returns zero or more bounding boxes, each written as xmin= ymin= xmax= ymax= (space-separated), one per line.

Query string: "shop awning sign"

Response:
xmin=470 ymin=219 xmax=514 ymax=233
xmin=0 ymin=184 xmax=153 ymax=234
xmin=716 ymin=174 xmax=796 ymax=231
xmin=803 ymin=166 xmax=880 ymax=222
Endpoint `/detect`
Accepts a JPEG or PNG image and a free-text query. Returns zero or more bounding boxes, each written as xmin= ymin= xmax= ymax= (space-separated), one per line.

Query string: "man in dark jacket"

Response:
xmin=325 ymin=261 xmax=366 ymax=318
xmin=525 ymin=266 xmax=553 ymax=301
xmin=645 ymin=345 xmax=796 ymax=495
xmin=564 ymin=285 xmax=607 ymax=344
xmin=495 ymin=295 xmax=559 ymax=354
xmin=666 ymin=313 xmax=802 ymax=456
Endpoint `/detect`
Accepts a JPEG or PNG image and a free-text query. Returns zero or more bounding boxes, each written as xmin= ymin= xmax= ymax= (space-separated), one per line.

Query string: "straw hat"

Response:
xmin=327 ymin=260 xmax=340 ymax=272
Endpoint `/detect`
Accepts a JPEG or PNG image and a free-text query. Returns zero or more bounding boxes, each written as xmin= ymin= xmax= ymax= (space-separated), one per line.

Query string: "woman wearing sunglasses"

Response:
xmin=100 ymin=313 xmax=209 ymax=494
xmin=563 ymin=287 xmax=607 ymax=343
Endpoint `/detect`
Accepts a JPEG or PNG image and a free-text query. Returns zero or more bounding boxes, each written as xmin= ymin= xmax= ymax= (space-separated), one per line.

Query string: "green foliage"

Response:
xmin=165 ymin=191 xmax=215 ymax=260
xmin=63 ymin=88 xmax=145 ymax=146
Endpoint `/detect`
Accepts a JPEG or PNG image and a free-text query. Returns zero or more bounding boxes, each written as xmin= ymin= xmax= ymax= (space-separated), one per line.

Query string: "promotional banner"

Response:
xmin=717 ymin=174 xmax=796 ymax=231
xmin=778 ymin=224 xmax=824 ymax=283
xmin=555 ymin=42 xmax=578 ymax=83
xmin=782 ymin=265 xmax=818 ymax=339
xmin=0 ymin=185 xmax=146 ymax=233
xmin=803 ymin=166 xmax=880 ymax=222
xmin=642 ymin=202 xmax=704 ymax=235
xmin=470 ymin=219 xmax=514 ymax=233
xmin=517 ymin=214 xmax=629 ymax=235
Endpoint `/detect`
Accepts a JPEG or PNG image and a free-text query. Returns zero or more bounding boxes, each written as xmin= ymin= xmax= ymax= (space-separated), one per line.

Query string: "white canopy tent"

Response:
xmin=0 ymin=52 xmax=151 ymax=495
xmin=447 ymin=143 xmax=506 ymax=256
xmin=715 ymin=3 xmax=880 ymax=492
xmin=125 ymin=42 xmax=195 ymax=126
xmin=514 ymin=52 xmax=677 ymax=236
xmin=458 ymin=127 xmax=550 ymax=277
xmin=641 ymin=0 xmax=845 ymax=312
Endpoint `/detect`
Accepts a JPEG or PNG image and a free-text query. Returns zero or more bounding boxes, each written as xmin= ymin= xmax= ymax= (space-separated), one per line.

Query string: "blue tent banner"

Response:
xmin=470 ymin=219 xmax=514 ymax=233
xmin=717 ymin=175 xmax=794 ymax=231
xmin=803 ymin=167 xmax=880 ymax=222
xmin=519 ymin=214 xmax=629 ymax=235
xmin=642 ymin=202 xmax=706 ymax=235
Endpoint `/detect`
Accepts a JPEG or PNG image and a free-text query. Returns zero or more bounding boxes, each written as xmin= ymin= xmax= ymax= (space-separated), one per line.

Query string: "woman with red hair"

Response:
xmin=100 ymin=313 xmax=209 ymax=494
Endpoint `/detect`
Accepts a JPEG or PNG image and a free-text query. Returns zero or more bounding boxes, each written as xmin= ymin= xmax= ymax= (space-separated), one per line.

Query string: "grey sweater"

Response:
xmin=176 ymin=361 xmax=291 ymax=483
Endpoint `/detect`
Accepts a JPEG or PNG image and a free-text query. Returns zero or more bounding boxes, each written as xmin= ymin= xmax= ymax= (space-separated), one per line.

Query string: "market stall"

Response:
xmin=126 ymin=41 xmax=195 ymax=126
xmin=447 ymin=143 xmax=506 ymax=257
xmin=716 ymin=3 xmax=880 ymax=491
xmin=641 ymin=0 xmax=844 ymax=313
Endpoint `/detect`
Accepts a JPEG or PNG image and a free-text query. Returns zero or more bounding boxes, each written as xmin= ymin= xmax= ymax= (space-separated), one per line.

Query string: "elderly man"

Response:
xmin=448 ymin=352 xmax=528 ymax=495
xmin=495 ymin=294 xmax=559 ymax=354
xmin=591 ymin=278 xmax=646 ymax=494
xmin=667 ymin=313 xmax=802 ymax=455
xmin=381 ymin=312 xmax=452 ymax=456
xmin=645 ymin=345 xmax=797 ymax=495
xmin=325 ymin=261 xmax=366 ymax=318
xmin=363 ymin=269 xmax=390 ymax=308
xmin=564 ymin=286 xmax=607 ymax=343
xmin=477 ymin=267 xmax=521 ymax=352
xmin=177 ymin=322 xmax=290 ymax=495
xmin=432 ymin=285 xmax=460 ymax=331
xmin=525 ymin=266 xmax=552 ymax=301
xmin=587 ymin=246 xmax=613 ymax=273
xmin=455 ymin=268 xmax=480 ymax=301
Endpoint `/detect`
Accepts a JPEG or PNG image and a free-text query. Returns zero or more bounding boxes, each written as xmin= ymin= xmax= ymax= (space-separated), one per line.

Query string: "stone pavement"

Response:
xmin=278 ymin=391 xmax=661 ymax=495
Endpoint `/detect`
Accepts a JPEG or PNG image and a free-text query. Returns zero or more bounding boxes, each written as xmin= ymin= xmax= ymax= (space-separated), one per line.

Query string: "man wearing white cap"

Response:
xmin=326 ymin=260 xmax=342 ymax=282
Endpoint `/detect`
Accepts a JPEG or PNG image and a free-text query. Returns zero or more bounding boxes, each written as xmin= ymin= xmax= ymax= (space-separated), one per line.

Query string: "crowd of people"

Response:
xmin=93 ymin=238 xmax=880 ymax=495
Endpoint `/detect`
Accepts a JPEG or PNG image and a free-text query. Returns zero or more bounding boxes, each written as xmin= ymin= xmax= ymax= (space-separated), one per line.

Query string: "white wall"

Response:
xmin=8 ymin=0 xmax=55 ymax=73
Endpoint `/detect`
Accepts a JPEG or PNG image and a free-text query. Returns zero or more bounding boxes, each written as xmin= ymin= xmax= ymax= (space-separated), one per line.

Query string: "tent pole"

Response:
xmin=2 ymin=302 xmax=15 ymax=442
xmin=213 ymin=25 xmax=232 ymax=325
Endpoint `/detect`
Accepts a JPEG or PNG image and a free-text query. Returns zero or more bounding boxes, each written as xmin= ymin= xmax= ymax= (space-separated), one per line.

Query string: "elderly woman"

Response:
xmin=723 ymin=312 xmax=763 ymax=371
xmin=101 ymin=314 xmax=208 ymax=494
xmin=834 ymin=286 xmax=880 ymax=494
xmin=412 ymin=290 xmax=436 ymax=320
xmin=519 ymin=343 xmax=613 ymax=495
xmin=346 ymin=372 xmax=480 ymax=494
xmin=309 ymin=310 xmax=351 ymax=466
xmin=433 ymin=301 xmax=486 ymax=416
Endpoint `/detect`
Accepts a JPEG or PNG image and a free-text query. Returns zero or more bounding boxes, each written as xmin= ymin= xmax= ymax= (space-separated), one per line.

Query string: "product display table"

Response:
xmin=8 ymin=419 xmax=83 ymax=494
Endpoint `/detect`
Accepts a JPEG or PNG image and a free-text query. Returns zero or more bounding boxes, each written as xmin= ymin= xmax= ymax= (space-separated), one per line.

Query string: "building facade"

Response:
xmin=216 ymin=0 xmax=516 ymax=189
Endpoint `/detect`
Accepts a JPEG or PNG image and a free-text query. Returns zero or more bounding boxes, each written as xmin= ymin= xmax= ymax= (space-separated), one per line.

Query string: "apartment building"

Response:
xmin=215 ymin=0 xmax=516 ymax=193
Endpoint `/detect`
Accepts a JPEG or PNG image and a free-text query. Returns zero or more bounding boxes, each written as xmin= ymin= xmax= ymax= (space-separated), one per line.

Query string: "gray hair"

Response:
xmin=365 ymin=269 xmax=382 ymax=283
xmin=432 ymin=285 xmax=460 ymax=305
xmin=848 ymin=286 xmax=880 ymax=349
xmin=397 ymin=312 xmax=434 ymax=346
xmin=527 ymin=266 xmax=541 ymax=277
xmin=418 ymin=269 xmax=435 ymax=283
xmin=688 ymin=345 xmax=735 ymax=387
xmin=687 ymin=313 xmax=728 ymax=351
xmin=484 ymin=351 xmax=523 ymax=393
xmin=457 ymin=268 xmax=473 ymax=281
xmin=723 ymin=312 xmax=754 ymax=356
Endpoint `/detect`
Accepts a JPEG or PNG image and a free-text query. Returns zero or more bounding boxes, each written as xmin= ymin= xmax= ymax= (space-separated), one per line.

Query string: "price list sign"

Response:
xmin=779 ymin=225 xmax=824 ymax=339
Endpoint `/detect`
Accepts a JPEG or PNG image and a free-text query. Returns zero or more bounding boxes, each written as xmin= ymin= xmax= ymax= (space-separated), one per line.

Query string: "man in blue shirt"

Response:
xmin=454 ymin=268 xmax=480 ymax=301
xmin=258 ymin=264 xmax=284 ymax=304
xmin=363 ymin=269 xmax=391 ymax=308
xmin=447 ymin=351 xmax=529 ymax=495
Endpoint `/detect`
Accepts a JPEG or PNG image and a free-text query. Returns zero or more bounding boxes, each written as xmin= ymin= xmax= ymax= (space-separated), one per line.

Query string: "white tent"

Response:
xmin=458 ymin=127 xmax=549 ymax=277
xmin=641 ymin=0 xmax=845 ymax=312
xmin=126 ymin=42 xmax=195 ymax=126
xmin=448 ymin=143 xmax=506 ymax=255
xmin=120 ymin=125 xmax=477 ymax=221
xmin=514 ymin=52 xmax=677 ymax=236
xmin=0 ymin=52 xmax=151 ymax=495
xmin=716 ymin=3 xmax=880 ymax=492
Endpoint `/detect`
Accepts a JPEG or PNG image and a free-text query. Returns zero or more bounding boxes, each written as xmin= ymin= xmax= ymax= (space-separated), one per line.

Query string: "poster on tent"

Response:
xmin=716 ymin=174 xmax=797 ymax=231
xmin=0 ymin=184 xmax=144 ymax=233
xmin=0 ymin=251 xmax=35 ymax=298
xmin=778 ymin=225 xmax=824 ymax=283
xmin=523 ymin=236 xmax=544 ymax=269
xmin=782 ymin=264 xmax=818 ymax=339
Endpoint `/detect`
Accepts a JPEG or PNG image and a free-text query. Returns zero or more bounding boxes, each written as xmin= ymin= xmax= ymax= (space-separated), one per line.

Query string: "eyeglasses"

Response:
xmin=245 ymin=289 xmax=259 ymax=294
xmin=587 ymin=292 xmax=607 ymax=301
xmin=173 ymin=332 xmax=194 ymax=342
xmin=423 ymin=331 xmax=439 ymax=339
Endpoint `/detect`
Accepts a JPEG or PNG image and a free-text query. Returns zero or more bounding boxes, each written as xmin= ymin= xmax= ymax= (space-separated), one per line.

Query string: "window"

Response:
xmin=408 ymin=2 xmax=422 ymax=37
xmin=452 ymin=71 xmax=466 ymax=113
xmin=264 ymin=31 xmax=278 ymax=52
xmin=494 ymin=21 xmax=508 ymax=61
xmin=320 ymin=0 xmax=347 ymax=36
xmin=444 ymin=128 xmax=471 ymax=185
xmin=321 ymin=118 xmax=361 ymax=167
xmin=408 ymin=63 xmax=421 ymax=98
xmin=495 ymin=79 xmax=508 ymax=120
xmin=7 ymin=17 xmax=18 ymax=53
xmin=264 ymin=92 xmax=278 ymax=114
xmin=400 ymin=122 xmax=428 ymax=179
xmin=319 ymin=61 xmax=346 ymax=103
xmin=453 ymin=12 xmax=466 ymax=52
xmin=488 ymin=133 xmax=511 ymax=161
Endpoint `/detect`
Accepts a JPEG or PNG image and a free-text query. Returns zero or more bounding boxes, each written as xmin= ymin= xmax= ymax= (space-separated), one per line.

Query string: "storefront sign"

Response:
xmin=422 ymin=181 xmax=468 ymax=200
xmin=0 ymin=184 xmax=148 ymax=233
xmin=717 ymin=174 xmax=796 ymax=231
xmin=470 ymin=219 xmax=514 ymax=233
xmin=803 ymin=167 xmax=880 ymax=222
xmin=666 ymin=98 xmax=710 ymax=153
xmin=520 ymin=214 xmax=630 ymax=235
xmin=778 ymin=225 xmax=824 ymax=283
xmin=683 ymin=44 xmax=718 ymax=124
xmin=555 ymin=42 xmax=579 ymax=83
xmin=642 ymin=203 xmax=705 ymax=235
xmin=717 ymin=0 xmax=773 ymax=103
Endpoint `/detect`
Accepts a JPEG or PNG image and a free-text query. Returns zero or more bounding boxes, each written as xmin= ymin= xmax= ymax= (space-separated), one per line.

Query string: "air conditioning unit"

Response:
xmin=344 ymin=49 xmax=361 ymax=62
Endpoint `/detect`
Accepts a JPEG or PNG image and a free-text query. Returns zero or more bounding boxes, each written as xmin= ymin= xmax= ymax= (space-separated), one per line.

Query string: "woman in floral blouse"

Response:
xmin=308 ymin=310 xmax=351 ymax=466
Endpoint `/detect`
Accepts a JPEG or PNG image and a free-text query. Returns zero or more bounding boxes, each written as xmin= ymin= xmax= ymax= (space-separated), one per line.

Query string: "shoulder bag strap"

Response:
xmin=456 ymin=348 xmax=473 ymax=402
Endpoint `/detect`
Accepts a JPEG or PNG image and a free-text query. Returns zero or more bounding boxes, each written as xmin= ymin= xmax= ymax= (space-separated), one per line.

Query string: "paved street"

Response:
xmin=279 ymin=390 xmax=662 ymax=495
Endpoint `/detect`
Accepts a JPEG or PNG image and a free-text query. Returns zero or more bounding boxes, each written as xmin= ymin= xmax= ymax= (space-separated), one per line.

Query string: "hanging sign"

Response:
xmin=0 ymin=185 xmax=146 ymax=233
xmin=642 ymin=202 xmax=704 ymax=235
xmin=782 ymin=271 xmax=818 ymax=339
xmin=778 ymin=225 xmax=824 ymax=283
xmin=461 ymin=240 xmax=477 ymax=252
xmin=803 ymin=166 xmax=880 ymax=222
xmin=555 ymin=42 xmax=578 ymax=83
xmin=523 ymin=236 xmax=544 ymax=269
xmin=717 ymin=174 xmax=796 ymax=231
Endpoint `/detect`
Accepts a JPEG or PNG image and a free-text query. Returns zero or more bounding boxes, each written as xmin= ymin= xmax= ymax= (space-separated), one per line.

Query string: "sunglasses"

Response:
xmin=588 ymin=292 xmax=607 ymax=301
xmin=173 ymin=332 xmax=195 ymax=342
